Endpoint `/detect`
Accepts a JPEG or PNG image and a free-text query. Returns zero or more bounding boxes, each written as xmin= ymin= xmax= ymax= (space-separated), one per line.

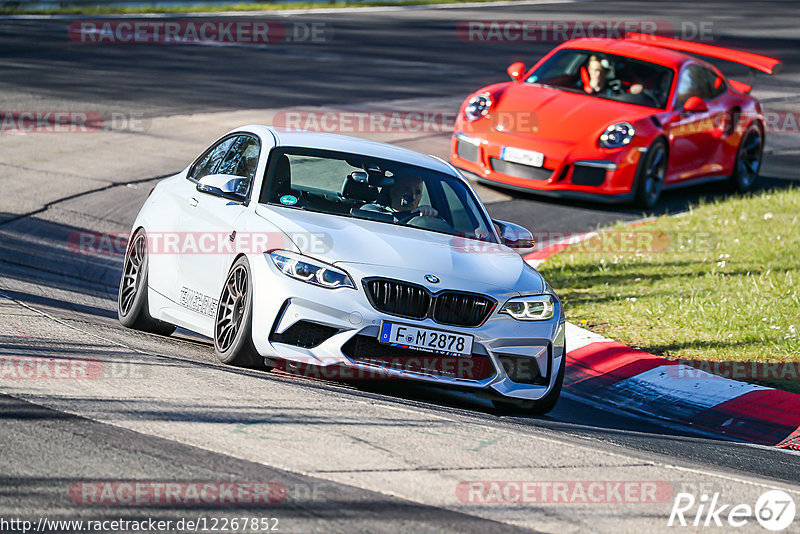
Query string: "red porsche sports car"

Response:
xmin=450 ymin=33 xmax=780 ymax=207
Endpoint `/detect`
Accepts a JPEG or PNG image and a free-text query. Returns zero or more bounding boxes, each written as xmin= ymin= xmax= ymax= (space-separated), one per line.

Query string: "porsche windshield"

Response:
xmin=259 ymin=147 xmax=495 ymax=242
xmin=526 ymin=49 xmax=675 ymax=109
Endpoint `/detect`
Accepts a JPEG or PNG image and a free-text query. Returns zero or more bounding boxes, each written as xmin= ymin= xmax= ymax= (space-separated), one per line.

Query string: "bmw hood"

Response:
xmin=254 ymin=205 xmax=544 ymax=296
xmin=487 ymin=83 xmax=654 ymax=142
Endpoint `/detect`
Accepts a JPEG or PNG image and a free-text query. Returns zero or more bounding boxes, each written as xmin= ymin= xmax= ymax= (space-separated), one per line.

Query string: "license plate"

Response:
xmin=501 ymin=147 xmax=544 ymax=167
xmin=379 ymin=321 xmax=473 ymax=356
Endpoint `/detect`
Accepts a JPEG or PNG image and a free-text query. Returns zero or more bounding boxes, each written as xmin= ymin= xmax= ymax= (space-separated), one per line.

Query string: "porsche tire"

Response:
xmin=118 ymin=229 xmax=176 ymax=336
xmin=214 ymin=256 xmax=264 ymax=369
xmin=633 ymin=138 xmax=668 ymax=210
xmin=729 ymin=124 xmax=763 ymax=193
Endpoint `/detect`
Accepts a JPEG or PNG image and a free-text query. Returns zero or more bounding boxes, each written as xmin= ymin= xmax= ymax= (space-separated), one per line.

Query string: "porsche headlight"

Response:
xmin=500 ymin=294 xmax=555 ymax=321
xmin=599 ymin=122 xmax=635 ymax=148
xmin=268 ymin=250 xmax=355 ymax=289
xmin=464 ymin=93 xmax=493 ymax=121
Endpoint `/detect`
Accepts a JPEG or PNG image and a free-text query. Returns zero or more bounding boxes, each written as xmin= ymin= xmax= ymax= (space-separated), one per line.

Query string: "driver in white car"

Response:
xmin=384 ymin=172 xmax=439 ymax=218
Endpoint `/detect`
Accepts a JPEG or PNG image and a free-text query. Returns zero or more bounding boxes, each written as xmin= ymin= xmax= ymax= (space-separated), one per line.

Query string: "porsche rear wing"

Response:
xmin=625 ymin=32 xmax=781 ymax=74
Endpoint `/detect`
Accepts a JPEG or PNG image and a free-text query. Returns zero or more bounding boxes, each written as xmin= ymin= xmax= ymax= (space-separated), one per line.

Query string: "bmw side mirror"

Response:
xmin=196 ymin=174 xmax=248 ymax=202
xmin=493 ymin=219 xmax=535 ymax=249
xmin=507 ymin=62 xmax=526 ymax=81
xmin=683 ymin=96 xmax=709 ymax=113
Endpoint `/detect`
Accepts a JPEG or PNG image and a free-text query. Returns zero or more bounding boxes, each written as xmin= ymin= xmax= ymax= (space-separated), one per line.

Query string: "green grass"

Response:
xmin=540 ymin=188 xmax=800 ymax=393
xmin=0 ymin=0 xmax=514 ymax=15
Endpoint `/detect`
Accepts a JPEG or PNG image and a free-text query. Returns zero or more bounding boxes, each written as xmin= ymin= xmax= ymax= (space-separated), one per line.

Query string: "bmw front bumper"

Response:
xmin=249 ymin=254 xmax=566 ymax=401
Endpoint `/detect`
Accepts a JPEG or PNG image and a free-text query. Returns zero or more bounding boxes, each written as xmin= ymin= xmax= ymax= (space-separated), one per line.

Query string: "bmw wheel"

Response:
xmin=118 ymin=229 xmax=176 ymax=336
xmin=214 ymin=256 xmax=264 ymax=369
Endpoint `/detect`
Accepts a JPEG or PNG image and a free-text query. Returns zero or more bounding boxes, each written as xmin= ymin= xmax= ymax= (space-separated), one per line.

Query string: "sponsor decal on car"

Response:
xmin=180 ymin=287 xmax=218 ymax=317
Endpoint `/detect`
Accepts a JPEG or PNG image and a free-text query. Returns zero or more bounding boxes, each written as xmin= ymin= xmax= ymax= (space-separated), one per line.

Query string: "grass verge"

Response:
xmin=539 ymin=187 xmax=800 ymax=393
xmin=1 ymin=0 xmax=517 ymax=15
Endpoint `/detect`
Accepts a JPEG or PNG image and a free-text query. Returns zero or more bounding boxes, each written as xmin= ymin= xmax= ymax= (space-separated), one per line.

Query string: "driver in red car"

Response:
xmin=584 ymin=55 xmax=643 ymax=96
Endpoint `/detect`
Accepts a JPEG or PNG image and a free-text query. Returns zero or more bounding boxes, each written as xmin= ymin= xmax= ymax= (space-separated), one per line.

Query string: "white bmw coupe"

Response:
xmin=119 ymin=126 xmax=566 ymax=413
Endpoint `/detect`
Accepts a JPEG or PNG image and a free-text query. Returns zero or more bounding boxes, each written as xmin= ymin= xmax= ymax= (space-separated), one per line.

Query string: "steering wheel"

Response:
xmin=397 ymin=210 xmax=447 ymax=225
xmin=397 ymin=210 xmax=425 ymax=224
xmin=639 ymin=89 xmax=661 ymax=107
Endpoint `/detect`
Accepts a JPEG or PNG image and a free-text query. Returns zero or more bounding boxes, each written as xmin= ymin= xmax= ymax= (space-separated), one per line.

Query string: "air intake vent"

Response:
xmin=270 ymin=320 xmax=339 ymax=348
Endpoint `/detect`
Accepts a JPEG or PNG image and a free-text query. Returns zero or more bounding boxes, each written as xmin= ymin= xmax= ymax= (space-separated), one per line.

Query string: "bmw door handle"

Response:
xmin=189 ymin=197 xmax=198 ymax=207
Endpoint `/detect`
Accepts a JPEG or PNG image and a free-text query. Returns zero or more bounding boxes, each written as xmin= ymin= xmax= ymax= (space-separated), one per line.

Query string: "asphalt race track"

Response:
xmin=1 ymin=1 xmax=800 ymax=532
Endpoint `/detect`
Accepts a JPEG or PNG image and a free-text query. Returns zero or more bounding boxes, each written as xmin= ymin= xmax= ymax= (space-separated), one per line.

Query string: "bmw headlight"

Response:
xmin=268 ymin=250 xmax=355 ymax=289
xmin=500 ymin=294 xmax=556 ymax=321
xmin=464 ymin=93 xmax=493 ymax=121
xmin=599 ymin=122 xmax=635 ymax=148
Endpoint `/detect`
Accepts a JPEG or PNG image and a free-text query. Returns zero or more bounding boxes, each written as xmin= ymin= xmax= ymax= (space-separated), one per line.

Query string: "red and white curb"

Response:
xmin=525 ymin=231 xmax=800 ymax=451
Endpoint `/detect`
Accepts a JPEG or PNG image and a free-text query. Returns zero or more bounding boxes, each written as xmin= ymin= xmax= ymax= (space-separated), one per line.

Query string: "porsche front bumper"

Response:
xmin=450 ymin=131 xmax=644 ymax=201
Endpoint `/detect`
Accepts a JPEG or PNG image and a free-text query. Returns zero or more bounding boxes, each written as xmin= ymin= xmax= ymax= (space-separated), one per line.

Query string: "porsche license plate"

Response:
xmin=379 ymin=322 xmax=473 ymax=356
xmin=501 ymin=147 xmax=544 ymax=167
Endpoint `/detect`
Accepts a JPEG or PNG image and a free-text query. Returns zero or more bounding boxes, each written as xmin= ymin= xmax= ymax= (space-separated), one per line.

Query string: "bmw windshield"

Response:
xmin=526 ymin=49 xmax=675 ymax=109
xmin=259 ymin=147 xmax=496 ymax=242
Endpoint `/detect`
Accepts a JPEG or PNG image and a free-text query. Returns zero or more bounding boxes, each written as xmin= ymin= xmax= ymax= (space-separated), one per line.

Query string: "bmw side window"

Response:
xmin=189 ymin=137 xmax=236 ymax=181
xmin=216 ymin=136 xmax=261 ymax=195
xmin=441 ymin=182 xmax=492 ymax=241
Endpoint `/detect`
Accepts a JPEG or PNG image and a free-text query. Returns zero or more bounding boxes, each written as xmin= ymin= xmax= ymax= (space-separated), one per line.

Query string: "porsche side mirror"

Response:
xmin=196 ymin=174 xmax=248 ymax=202
xmin=507 ymin=62 xmax=526 ymax=81
xmin=683 ymin=96 xmax=709 ymax=113
xmin=493 ymin=219 xmax=535 ymax=249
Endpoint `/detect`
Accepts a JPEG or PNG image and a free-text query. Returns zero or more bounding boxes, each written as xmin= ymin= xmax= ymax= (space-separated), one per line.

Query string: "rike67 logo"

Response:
xmin=668 ymin=490 xmax=796 ymax=531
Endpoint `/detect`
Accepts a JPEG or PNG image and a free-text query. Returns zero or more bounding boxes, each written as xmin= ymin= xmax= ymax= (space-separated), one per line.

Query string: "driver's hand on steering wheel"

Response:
xmin=629 ymin=83 xmax=643 ymax=95
xmin=418 ymin=205 xmax=439 ymax=217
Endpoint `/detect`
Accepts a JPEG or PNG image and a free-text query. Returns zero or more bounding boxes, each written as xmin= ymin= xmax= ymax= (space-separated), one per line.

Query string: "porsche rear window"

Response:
xmin=526 ymin=48 xmax=675 ymax=109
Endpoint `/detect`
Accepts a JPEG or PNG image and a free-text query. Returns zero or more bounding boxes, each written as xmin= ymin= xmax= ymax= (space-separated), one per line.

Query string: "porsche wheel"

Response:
xmin=214 ymin=256 xmax=263 ymax=369
xmin=118 ymin=229 xmax=176 ymax=336
xmin=492 ymin=354 xmax=565 ymax=415
xmin=634 ymin=138 xmax=668 ymax=210
xmin=730 ymin=125 xmax=763 ymax=193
